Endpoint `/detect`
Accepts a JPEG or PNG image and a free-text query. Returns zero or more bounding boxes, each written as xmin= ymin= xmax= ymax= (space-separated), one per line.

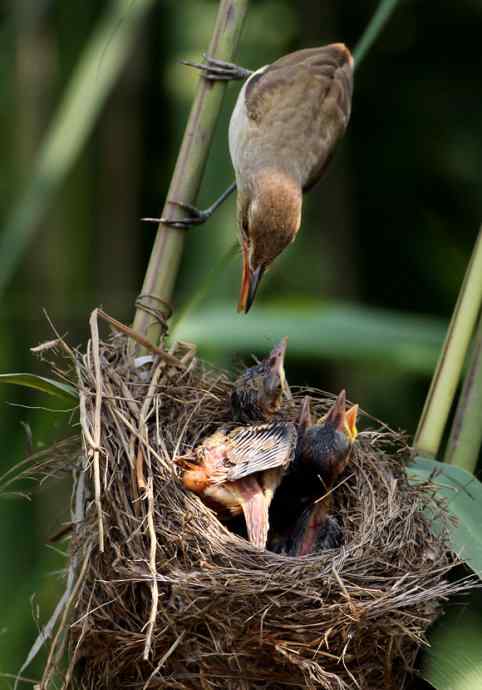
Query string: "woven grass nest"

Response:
xmin=35 ymin=325 xmax=469 ymax=690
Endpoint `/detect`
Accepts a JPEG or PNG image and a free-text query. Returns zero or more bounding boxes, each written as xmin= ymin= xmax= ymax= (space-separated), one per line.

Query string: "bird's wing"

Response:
xmin=246 ymin=45 xmax=353 ymax=122
xmin=212 ymin=422 xmax=297 ymax=484
xmin=244 ymin=44 xmax=353 ymax=189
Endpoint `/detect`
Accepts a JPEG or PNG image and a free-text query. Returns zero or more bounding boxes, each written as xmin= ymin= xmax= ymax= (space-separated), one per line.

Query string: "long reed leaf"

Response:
xmin=408 ymin=456 xmax=482 ymax=577
xmin=0 ymin=0 xmax=155 ymax=295
xmin=0 ymin=373 xmax=77 ymax=401
xmin=173 ymin=302 xmax=445 ymax=374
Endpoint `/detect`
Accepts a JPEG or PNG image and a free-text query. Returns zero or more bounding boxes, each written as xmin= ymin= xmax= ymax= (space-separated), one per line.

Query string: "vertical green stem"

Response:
xmin=444 ymin=314 xmax=482 ymax=471
xmin=353 ymin=0 xmax=401 ymax=67
xmin=132 ymin=0 xmax=248 ymax=346
xmin=414 ymin=228 xmax=482 ymax=457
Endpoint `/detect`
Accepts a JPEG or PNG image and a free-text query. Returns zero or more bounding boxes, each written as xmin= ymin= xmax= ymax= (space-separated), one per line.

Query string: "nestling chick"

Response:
xmin=295 ymin=390 xmax=358 ymax=499
xmin=268 ymin=391 xmax=358 ymax=555
xmin=231 ymin=337 xmax=291 ymax=423
xmin=284 ymin=503 xmax=343 ymax=557
xmin=180 ymin=422 xmax=297 ymax=549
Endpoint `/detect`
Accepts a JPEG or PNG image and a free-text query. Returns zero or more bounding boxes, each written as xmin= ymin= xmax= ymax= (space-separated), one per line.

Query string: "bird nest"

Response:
xmin=20 ymin=318 xmax=471 ymax=690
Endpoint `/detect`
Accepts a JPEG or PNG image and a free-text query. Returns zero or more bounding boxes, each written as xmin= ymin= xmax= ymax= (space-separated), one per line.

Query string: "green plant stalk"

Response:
xmin=0 ymin=0 xmax=156 ymax=295
xmin=353 ymin=0 xmax=401 ymax=66
xmin=415 ymin=227 xmax=482 ymax=458
xmin=444 ymin=313 xmax=482 ymax=472
xmin=132 ymin=0 xmax=248 ymax=346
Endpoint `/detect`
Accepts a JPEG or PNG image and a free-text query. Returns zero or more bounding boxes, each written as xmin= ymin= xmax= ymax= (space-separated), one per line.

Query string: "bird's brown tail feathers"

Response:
xmin=237 ymin=477 xmax=269 ymax=549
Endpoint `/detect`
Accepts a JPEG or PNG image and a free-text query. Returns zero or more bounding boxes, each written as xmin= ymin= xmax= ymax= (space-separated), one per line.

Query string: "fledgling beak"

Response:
xmin=322 ymin=390 xmax=347 ymax=431
xmin=238 ymin=243 xmax=265 ymax=313
xmin=265 ymin=336 xmax=291 ymax=400
xmin=297 ymin=395 xmax=313 ymax=431
xmin=344 ymin=404 xmax=359 ymax=442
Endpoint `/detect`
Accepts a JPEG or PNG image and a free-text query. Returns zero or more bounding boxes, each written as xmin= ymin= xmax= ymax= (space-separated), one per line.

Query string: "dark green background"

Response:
xmin=1 ymin=0 xmax=481 ymax=684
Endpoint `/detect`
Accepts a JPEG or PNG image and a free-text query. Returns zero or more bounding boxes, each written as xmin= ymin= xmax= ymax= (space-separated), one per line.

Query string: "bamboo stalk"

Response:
xmin=414 ymin=227 xmax=482 ymax=458
xmin=444 ymin=314 xmax=482 ymax=471
xmin=132 ymin=0 xmax=248 ymax=346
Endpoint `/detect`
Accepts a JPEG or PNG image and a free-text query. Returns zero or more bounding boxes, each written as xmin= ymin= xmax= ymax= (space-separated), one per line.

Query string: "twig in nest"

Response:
xmin=96 ymin=308 xmax=185 ymax=369
xmin=143 ymin=476 xmax=159 ymax=660
xmin=15 ymin=472 xmax=87 ymax=690
xmin=39 ymin=547 xmax=91 ymax=690
xmin=89 ymin=309 xmax=105 ymax=552
xmin=136 ymin=445 xmax=147 ymax=490
xmin=136 ymin=356 xmax=169 ymax=489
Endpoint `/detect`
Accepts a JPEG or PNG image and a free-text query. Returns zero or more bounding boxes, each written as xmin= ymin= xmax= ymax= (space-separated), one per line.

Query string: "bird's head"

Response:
xmin=231 ymin=337 xmax=291 ymax=421
xmin=300 ymin=390 xmax=359 ymax=486
xmin=320 ymin=389 xmax=359 ymax=445
xmin=261 ymin=336 xmax=291 ymax=412
xmin=237 ymin=170 xmax=302 ymax=312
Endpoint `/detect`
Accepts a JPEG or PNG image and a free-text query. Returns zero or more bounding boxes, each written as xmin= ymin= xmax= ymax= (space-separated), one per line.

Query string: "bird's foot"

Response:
xmin=181 ymin=53 xmax=252 ymax=81
xmin=142 ymin=201 xmax=211 ymax=229
xmin=143 ymin=182 xmax=236 ymax=229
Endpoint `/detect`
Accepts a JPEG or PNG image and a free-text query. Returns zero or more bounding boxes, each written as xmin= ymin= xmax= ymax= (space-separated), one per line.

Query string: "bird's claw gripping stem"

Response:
xmin=143 ymin=201 xmax=210 ymax=229
xmin=181 ymin=53 xmax=252 ymax=81
xmin=142 ymin=183 xmax=236 ymax=230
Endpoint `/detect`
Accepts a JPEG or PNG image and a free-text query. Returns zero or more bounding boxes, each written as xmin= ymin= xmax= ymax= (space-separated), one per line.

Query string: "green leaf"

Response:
xmin=173 ymin=302 xmax=446 ymax=374
xmin=407 ymin=456 xmax=482 ymax=577
xmin=422 ymin=595 xmax=482 ymax=690
xmin=0 ymin=373 xmax=78 ymax=402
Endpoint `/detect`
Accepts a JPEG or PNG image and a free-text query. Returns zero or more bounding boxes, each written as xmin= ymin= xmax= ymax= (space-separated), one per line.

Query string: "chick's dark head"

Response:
xmin=298 ymin=390 xmax=358 ymax=488
xmin=231 ymin=337 xmax=290 ymax=422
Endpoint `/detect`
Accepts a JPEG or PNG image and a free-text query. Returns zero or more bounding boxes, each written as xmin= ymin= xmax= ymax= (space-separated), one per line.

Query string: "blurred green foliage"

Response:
xmin=1 ymin=0 xmax=481 ymax=686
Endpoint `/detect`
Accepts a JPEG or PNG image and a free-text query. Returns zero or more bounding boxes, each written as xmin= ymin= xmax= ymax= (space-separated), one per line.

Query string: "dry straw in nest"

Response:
xmin=18 ymin=315 xmax=474 ymax=690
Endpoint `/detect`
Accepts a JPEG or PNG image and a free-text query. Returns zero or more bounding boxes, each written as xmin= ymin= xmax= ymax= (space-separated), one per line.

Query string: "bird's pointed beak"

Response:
xmin=323 ymin=389 xmax=347 ymax=431
xmin=266 ymin=336 xmax=292 ymax=400
xmin=237 ymin=244 xmax=265 ymax=313
xmin=344 ymin=404 xmax=359 ymax=442
xmin=297 ymin=396 xmax=313 ymax=430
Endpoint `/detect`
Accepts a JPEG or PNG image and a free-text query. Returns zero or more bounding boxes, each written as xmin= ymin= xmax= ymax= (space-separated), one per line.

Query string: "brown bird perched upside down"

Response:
xmin=231 ymin=337 xmax=291 ymax=423
xmin=179 ymin=421 xmax=297 ymax=548
xmin=154 ymin=44 xmax=354 ymax=312
xmin=269 ymin=390 xmax=358 ymax=556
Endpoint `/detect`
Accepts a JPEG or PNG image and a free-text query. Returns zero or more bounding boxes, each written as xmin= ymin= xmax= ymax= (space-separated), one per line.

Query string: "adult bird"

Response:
xmin=269 ymin=391 xmax=358 ymax=555
xmin=154 ymin=44 xmax=354 ymax=312
xmin=231 ymin=337 xmax=291 ymax=423
xmin=179 ymin=421 xmax=297 ymax=549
